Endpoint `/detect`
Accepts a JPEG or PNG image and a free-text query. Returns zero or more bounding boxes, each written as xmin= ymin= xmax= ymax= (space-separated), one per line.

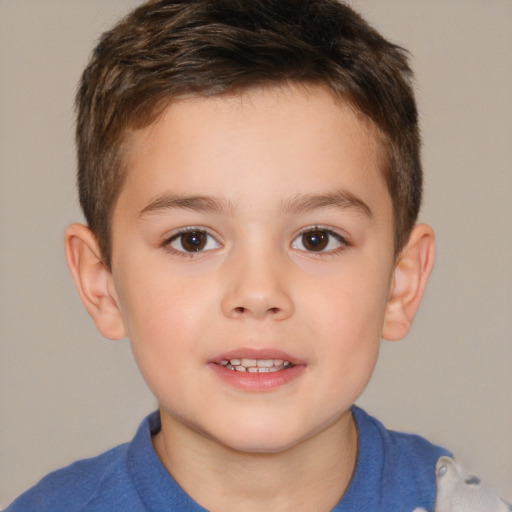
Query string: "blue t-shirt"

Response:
xmin=6 ymin=407 xmax=450 ymax=511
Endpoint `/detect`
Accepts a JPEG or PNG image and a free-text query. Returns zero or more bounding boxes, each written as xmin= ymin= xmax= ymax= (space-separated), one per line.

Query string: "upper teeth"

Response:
xmin=219 ymin=358 xmax=291 ymax=372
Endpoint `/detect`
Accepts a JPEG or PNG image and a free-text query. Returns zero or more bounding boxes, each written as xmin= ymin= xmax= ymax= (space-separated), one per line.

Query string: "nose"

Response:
xmin=220 ymin=249 xmax=294 ymax=321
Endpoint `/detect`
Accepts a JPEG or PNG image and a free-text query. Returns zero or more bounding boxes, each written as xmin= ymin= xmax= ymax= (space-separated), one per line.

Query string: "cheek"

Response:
xmin=300 ymin=258 xmax=392 ymax=385
xmin=304 ymin=259 xmax=392 ymax=336
xmin=115 ymin=275 xmax=207 ymax=406
xmin=114 ymin=266 xmax=210 ymax=362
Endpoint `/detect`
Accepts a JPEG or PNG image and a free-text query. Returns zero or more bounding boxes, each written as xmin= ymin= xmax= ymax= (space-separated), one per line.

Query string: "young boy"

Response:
xmin=6 ymin=1 xmax=451 ymax=510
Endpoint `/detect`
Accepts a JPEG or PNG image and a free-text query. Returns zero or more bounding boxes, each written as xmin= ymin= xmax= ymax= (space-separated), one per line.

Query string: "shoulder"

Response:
xmin=353 ymin=405 xmax=451 ymax=468
xmin=5 ymin=442 xmax=143 ymax=512
xmin=336 ymin=407 xmax=451 ymax=512
xmin=7 ymin=411 xmax=208 ymax=512
xmin=4 ymin=410 xmax=165 ymax=512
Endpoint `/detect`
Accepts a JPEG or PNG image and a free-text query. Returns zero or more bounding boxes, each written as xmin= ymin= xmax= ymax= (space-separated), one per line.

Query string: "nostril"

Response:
xmin=464 ymin=475 xmax=480 ymax=486
xmin=268 ymin=307 xmax=280 ymax=314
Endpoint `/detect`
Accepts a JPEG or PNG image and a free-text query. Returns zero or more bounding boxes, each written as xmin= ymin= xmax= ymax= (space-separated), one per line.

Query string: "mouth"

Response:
xmin=209 ymin=350 xmax=304 ymax=391
xmin=218 ymin=358 xmax=293 ymax=373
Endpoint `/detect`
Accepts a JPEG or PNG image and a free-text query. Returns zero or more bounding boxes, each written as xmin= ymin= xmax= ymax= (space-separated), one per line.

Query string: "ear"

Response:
xmin=381 ymin=224 xmax=435 ymax=341
xmin=64 ymin=223 xmax=126 ymax=340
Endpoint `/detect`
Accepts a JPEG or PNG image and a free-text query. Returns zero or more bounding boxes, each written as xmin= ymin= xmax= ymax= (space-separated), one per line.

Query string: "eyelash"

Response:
xmin=161 ymin=225 xmax=350 ymax=258
xmin=291 ymin=226 xmax=350 ymax=256
xmin=162 ymin=227 xmax=221 ymax=258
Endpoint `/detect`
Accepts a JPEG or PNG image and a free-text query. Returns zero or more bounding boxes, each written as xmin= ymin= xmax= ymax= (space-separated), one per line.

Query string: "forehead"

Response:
xmin=117 ymin=84 xmax=391 ymax=219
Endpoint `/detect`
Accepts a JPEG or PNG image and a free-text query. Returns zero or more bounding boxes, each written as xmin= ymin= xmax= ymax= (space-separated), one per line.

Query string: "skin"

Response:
xmin=65 ymin=84 xmax=435 ymax=512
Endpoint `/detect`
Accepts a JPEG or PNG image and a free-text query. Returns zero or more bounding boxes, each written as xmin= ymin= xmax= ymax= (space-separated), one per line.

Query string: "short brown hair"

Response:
xmin=76 ymin=0 xmax=422 ymax=266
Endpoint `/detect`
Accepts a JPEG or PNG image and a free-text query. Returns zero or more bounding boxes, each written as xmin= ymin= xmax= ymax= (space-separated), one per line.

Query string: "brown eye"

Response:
xmin=180 ymin=231 xmax=207 ymax=252
xmin=301 ymin=231 xmax=328 ymax=251
xmin=291 ymin=228 xmax=347 ymax=253
xmin=168 ymin=230 xmax=220 ymax=253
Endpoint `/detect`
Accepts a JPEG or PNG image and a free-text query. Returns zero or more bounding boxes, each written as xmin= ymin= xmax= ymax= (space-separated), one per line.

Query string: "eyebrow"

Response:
xmin=138 ymin=189 xmax=372 ymax=219
xmin=138 ymin=194 xmax=234 ymax=217
xmin=281 ymin=190 xmax=373 ymax=218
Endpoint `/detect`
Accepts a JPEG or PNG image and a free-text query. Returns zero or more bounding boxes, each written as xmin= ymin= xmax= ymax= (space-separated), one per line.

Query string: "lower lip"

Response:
xmin=209 ymin=363 xmax=306 ymax=392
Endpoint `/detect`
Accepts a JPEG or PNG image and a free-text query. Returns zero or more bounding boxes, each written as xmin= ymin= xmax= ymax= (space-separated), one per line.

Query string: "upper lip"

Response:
xmin=209 ymin=348 xmax=305 ymax=365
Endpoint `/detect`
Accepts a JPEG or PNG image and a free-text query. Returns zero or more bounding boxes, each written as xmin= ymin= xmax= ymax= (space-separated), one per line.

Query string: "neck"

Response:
xmin=153 ymin=409 xmax=358 ymax=512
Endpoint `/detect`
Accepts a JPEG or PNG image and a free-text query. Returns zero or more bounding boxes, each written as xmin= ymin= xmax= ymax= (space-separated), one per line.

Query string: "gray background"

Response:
xmin=1 ymin=0 xmax=511 ymax=508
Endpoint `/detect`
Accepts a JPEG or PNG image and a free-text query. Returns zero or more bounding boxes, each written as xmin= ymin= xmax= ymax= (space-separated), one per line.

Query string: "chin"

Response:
xmin=222 ymin=436 xmax=303 ymax=455
xmin=209 ymin=420 xmax=313 ymax=455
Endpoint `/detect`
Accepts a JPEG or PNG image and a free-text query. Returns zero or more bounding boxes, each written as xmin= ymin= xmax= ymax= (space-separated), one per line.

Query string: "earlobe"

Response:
xmin=64 ymin=223 xmax=126 ymax=340
xmin=381 ymin=224 xmax=435 ymax=341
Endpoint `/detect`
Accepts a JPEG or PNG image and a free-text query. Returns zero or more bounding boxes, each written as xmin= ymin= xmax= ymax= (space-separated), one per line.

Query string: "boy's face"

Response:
xmin=110 ymin=85 xmax=396 ymax=453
